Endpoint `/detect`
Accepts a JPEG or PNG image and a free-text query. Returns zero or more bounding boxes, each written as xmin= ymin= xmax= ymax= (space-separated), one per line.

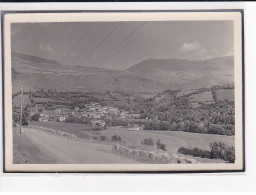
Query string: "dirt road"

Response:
xmin=16 ymin=127 xmax=139 ymax=164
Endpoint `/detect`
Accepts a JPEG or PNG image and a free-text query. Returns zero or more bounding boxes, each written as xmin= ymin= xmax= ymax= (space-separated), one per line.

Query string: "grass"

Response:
xmin=12 ymin=94 xmax=31 ymax=107
xmin=33 ymin=97 xmax=54 ymax=103
xmin=188 ymin=91 xmax=213 ymax=102
xmin=13 ymin=127 xmax=57 ymax=164
xmin=215 ymin=89 xmax=234 ymax=101
xmin=29 ymin=121 xmax=89 ymax=139
xmin=28 ymin=122 xmax=234 ymax=163
xmin=99 ymin=128 xmax=234 ymax=154
xmin=30 ymin=122 xmax=234 ymax=155
xmin=176 ymin=89 xmax=197 ymax=97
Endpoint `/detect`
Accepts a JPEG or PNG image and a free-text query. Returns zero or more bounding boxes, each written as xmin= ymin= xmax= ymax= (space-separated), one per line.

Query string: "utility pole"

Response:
xmin=19 ymin=88 xmax=23 ymax=134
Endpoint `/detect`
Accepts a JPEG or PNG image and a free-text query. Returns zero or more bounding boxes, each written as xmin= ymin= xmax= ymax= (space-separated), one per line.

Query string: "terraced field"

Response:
xmin=215 ymin=89 xmax=234 ymax=101
xmin=188 ymin=91 xmax=213 ymax=102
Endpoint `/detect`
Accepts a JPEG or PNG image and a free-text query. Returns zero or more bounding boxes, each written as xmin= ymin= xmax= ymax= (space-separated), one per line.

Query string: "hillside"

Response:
xmin=11 ymin=53 xmax=169 ymax=93
xmin=127 ymin=56 xmax=234 ymax=89
xmin=12 ymin=53 xmax=234 ymax=93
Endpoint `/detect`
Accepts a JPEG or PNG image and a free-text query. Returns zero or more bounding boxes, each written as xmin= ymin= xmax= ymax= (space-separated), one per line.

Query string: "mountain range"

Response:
xmin=11 ymin=52 xmax=234 ymax=93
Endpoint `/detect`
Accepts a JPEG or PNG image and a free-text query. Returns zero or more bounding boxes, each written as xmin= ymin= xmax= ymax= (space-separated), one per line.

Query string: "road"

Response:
xmin=18 ymin=127 xmax=140 ymax=164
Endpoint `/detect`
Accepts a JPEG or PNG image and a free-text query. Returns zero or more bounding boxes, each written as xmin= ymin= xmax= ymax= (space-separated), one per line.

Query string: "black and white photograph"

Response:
xmin=3 ymin=11 xmax=244 ymax=172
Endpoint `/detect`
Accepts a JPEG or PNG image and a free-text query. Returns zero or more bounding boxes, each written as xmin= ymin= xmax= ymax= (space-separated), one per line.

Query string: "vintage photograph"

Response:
xmin=3 ymin=11 xmax=244 ymax=172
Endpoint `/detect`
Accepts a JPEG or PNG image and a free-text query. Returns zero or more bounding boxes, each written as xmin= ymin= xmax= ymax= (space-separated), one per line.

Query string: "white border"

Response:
xmin=0 ymin=1 xmax=254 ymax=192
xmin=2 ymin=11 xmax=243 ymax=173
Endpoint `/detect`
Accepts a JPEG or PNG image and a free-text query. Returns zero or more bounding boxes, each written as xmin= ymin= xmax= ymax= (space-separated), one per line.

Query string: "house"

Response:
xmin=62 ymin=108 xmax=72 ymax=115
xmin=72 ymin=111 xmax=82 ymax=118
xmin=40 ymin=110 xmax=54 ymax=117
xmin=47 ymin=116 xmax=56 ymax=122
xmin=54 ymin=108 xmax=72 ymax=117
xmin=54 ymin=113 xmax=68 ymax=122
xmin=128 ymin=124 xmax=143 ymax=131
xmin=131 ymin=114 xmax=140 ymax=119
xmin=39 ymin=110 xmax=55 ymax=122
xmin=108 ymin=107 xmax=119 ymax=115
xmin=29 ymin=107 xmax=36 ymax=116
xmin=35 ymin=104 xmax=45 ymax=113
xmin=81 ymin=111 xmax=90 ymax=118
xmin=90 ymin=112 xmax=101 ymax=119
xmin=39 ymin=116 xmax=49 ymax=122
xmin=91 ymin=120 xmax=106 ymax=129
xmin=54 ymin=108 xmax=62 ymax=115
xmin=126 ymin=113 xmax=141 ymax=119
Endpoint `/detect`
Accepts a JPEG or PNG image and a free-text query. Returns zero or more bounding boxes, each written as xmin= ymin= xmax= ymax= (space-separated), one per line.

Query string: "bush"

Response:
xmin=100 ymin=135 xmax=107 ymax=141
xmin=156 ymin=139 xmax=161 ymax=147
xmin=141 ymin=137 xmax=154 ymax=146
xmin=210 ymin=142 xmax=235 ymax=163
xmin=159 ymin=143 xmax=167 ymax=151
xmin=178 ymin=142 xmax=235 ymax=163
xmin=22 ymin=120 xmax=29 ymax=126
xmin=31 ymin=113 xmax=40 ymax=121
xmin=223 ymin=146 xmax=235 ymax=163
xmin=111 ymin=135 xmax=122 ymax=142
xmin=156 ymin=139 xmax=167 ymax=151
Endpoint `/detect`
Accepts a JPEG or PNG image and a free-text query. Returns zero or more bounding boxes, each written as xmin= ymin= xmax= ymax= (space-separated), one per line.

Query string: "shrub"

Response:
xmin=100 ymin=135 xmax=107 ymax=141
xmin=178 ymin=142 xmax=235 ymax=163
xmin=223 ymin=146 xmax=235 ymax=163
xmin=31 ymin=113 xmax=40 ymax=121
xmin=178 ymin=147 xmax=190 ymax=155
xmin=156 ymin=139 xmax=167 ymax=151
xmin=156 ymin=139 xmax=161 ymax=147
xmin=111 ymin=135 xmax=122 ymax=142
xmin=159 ymin=143 xmax=167 ymax=151
xmin=141 ymin=137 xmax=154 ymax=146
xmin=22 ymin=120 xmax=29 ymax=126
xmin=210 ymin=142 xmax=235 ymax=163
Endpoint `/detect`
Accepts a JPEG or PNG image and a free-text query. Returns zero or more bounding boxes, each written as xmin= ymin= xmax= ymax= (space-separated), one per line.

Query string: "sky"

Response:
xmin=11 ymin=21 xmax=234 ymax=70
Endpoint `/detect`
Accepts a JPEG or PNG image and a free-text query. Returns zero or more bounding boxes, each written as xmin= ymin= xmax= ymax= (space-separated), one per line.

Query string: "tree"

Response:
xmin=31 ymin=113 xmax=40 ymax=121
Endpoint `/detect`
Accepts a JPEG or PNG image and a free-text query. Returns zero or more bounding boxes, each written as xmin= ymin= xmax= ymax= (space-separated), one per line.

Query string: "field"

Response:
xmin=176 ymin=89 xmax=197 ymax=97
xmin=12 ymin=94 xmax=31 ymax=107
xmin=29 ymin=121 xmax=89 ymax=139
xmin=188 ymin=91 xmax=213 ymax=102
xmin=99 ymin=128 xmax=234 ymax=153
xmin=29 ymin=121 xmax=234 ymax=163
xmin=215 ymin=89 xmax=234 ymax=101
xmin=33 ymin=97 xmax=54 ymax=103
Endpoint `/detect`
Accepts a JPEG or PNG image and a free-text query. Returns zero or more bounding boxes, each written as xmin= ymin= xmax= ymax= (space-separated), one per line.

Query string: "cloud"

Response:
xmin=39 ymin=43 xmax=55 ymax=56
xmin=179 ymin=41 xmax=201 ymax=52
xmin=178 ymin=41 xmax=208 ymax=59
xmin=178 ymin=41 xmax=232 ymax=60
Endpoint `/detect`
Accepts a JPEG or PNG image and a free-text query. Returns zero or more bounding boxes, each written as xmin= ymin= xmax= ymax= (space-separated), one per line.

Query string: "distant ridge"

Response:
xmin=11 ymin=52 xmax=234 ymax=93
xmin=127 ymin=56 xmax=234 ymax=89
xmin=127 ymin=56 xmax=234 ymax=72
xmin=11 ymin=52 xmax=170 ymax=93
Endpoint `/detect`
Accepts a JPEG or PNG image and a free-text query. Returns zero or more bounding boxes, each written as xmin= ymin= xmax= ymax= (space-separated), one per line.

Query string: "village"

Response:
xmin=12 ymin=91 xmax=144 ymax=131
xmin=12 ymin=85 xmax=235 ymax=135
xmin=34 ymin=102 xmax=142 ymax=129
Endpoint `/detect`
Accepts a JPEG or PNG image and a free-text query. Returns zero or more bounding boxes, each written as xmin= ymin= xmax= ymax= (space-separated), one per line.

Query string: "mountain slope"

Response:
xmin=127 ymin=56 xmax=234 ymax=89
xmin=11 ymin=53 xmax=234 ymax=93
xmin=11 ymin=53 xmax=169 ymax=93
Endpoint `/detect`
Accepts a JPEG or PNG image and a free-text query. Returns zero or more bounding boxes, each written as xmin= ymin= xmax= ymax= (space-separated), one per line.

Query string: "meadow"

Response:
xmin=29 ymin=121 xmax=234 ymax=163
xmin=215 ymin=88 xmax=234 ymax=101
